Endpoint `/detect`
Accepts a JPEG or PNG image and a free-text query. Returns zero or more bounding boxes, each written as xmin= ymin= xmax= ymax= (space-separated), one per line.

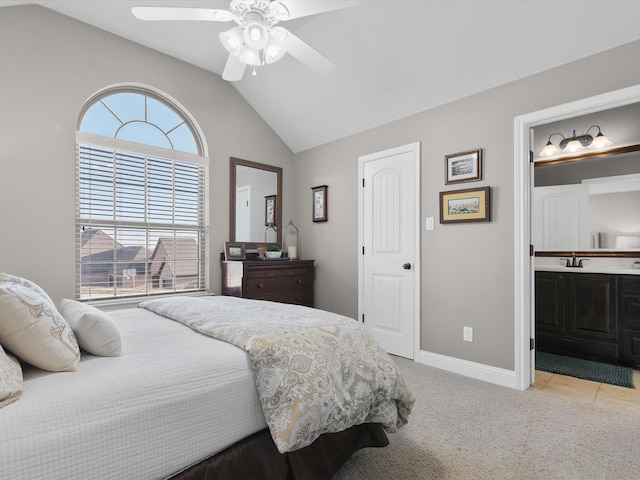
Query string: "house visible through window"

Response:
xmin=76 ymin=88 xmax=208 ymax=301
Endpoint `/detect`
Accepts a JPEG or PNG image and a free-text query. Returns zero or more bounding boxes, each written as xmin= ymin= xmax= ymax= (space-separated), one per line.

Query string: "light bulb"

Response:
xmin=264 ymin=43 xmax=286 ymax=64
xmin=590 ymin=132 xmax=612 ymax=149
xmin=564 ymin=139 xmax=583 ymax=152
xmin=539 ymin=142 xmax=559 ymax=157
xmin=243 ymin=22 xmax=269 ymax=50
xmin=220 ymin=27 xmax=244 ymax=56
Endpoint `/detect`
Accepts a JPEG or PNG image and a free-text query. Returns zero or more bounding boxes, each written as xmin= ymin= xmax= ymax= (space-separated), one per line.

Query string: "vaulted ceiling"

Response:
xmin=4 ymin=0 xmax=640 ymax=152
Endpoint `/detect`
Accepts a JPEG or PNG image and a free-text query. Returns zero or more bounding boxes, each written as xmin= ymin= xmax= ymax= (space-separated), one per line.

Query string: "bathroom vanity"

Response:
xmin=535 ymin=264 xmax=640 ymax=367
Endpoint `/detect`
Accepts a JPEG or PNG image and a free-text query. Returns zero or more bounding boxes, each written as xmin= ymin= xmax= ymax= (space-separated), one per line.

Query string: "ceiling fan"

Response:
xmin=132 ymin=0 xmax=360 ymax=81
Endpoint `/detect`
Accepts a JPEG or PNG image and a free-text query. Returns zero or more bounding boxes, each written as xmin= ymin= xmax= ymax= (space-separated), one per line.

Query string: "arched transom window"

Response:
xmin=76 ymin=88 xmax=208 ymax=301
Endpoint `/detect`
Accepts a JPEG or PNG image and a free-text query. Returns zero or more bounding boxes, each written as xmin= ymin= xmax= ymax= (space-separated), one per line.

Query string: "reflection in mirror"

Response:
xmin=229 ymin=157 xmax=282 ymax=248
xmin=534 ymin=147 xmax=640 ymax=252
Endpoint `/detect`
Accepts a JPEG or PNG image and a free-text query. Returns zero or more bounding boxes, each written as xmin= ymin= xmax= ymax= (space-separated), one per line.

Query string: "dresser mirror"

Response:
xmin=534 ymin=144 xmax=640 ymax=256
xmin=230 ymin=157 xmax=282 ymax=248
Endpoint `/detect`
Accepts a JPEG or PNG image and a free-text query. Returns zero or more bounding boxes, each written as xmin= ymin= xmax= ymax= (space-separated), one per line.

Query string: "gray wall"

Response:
xmin=0 ymin=5 xmax=294 ymax=303
xmin=293 ymin=40 xmax=640 ymax=370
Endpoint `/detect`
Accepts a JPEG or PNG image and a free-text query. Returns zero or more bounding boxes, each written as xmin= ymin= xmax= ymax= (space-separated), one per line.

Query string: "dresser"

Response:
xmin=221 ymin=259 xmax=315 ymax=307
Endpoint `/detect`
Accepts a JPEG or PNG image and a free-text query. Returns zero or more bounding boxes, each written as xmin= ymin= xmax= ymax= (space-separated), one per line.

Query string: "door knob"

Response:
xmin=403 ymin=263 xmax=412 ymax=270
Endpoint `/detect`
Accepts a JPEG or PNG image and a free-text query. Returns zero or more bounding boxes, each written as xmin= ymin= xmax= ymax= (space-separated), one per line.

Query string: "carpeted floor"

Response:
xmin=333 ymin=356 xmax=640 ymax=480
xmin=536 ymin=351 xmax=634 ymax=388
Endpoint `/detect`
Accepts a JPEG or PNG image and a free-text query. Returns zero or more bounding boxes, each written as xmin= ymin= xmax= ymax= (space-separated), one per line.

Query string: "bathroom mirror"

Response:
xmin=229 ymin=157 xmax=282 ymax=248
xmin=534 ymin=145 xmax=640 ymax=255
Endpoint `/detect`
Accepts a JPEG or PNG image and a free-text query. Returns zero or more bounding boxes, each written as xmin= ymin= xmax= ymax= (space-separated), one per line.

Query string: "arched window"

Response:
xmin=76 ymin=87 xmax=208 ymax=301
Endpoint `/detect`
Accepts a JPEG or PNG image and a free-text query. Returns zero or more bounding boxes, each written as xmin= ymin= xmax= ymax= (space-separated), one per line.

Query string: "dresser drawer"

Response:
xmin=245 ymin=274 xmax=312 ymax=296
xmin=253 ymin=289 xmax=314 ymax=306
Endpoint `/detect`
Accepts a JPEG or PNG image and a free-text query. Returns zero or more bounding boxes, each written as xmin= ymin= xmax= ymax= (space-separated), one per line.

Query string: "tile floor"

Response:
xmin=532 ymin=368 xmax=640 ymax=415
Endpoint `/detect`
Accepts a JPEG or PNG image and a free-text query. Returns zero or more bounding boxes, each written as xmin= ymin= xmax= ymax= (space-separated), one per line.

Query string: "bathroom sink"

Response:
xmin=535 ymin=265 xmax=640 ymax=275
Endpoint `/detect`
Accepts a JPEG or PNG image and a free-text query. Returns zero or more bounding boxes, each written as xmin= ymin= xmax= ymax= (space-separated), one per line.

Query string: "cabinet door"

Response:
xmin=535 ymin=272 xmax=565 ymax=333
xmin=620 ymin=276 xmax=640 ymax=329
xmin=566 ymin=274 xmax=618 ymax=341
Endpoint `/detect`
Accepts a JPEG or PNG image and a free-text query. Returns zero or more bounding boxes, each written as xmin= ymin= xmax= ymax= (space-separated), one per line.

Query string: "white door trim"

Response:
xmin=358 ymin=142 xmax=421 ymax=360
xmin=513 ymin=83 xmax=640 ymax=391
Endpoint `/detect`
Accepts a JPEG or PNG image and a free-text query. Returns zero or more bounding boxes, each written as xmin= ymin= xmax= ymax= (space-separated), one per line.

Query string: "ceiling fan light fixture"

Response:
xmin=239 ymin=46 xmax=262 ymax=66
xmin=131 ymin=0 xmax=356 ymax=81
xmin=220 ymin=27 xmax=244 ymax=55
xmin=264 ymin=42 xmax=286 ymax=64
xmin=243 ymin=22 xmax=270 ymax=50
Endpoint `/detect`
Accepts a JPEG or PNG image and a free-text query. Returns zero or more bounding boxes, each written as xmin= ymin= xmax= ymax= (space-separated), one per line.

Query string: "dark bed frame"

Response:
xmin=170 ymin=423 xmax=388 ymax=480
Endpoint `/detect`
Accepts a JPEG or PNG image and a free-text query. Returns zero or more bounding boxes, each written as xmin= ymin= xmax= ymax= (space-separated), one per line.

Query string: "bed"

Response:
xmin=0 ymin=274 xmax=413 ymax=480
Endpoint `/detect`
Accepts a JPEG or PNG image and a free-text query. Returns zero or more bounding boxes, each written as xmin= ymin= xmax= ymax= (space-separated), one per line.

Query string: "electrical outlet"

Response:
xmin=463 ymin=326 xmax=473 ymax=342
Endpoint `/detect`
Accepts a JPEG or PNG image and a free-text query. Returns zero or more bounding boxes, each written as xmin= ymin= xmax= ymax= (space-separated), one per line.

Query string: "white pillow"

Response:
xmin=0 ymin=344 xmax=22 ymax=408
xmin=60 ymin=299 xmax=122 ymax=357
xmin=0 ymin=272 xmax=54 ymax=305
xmin=0 ymin=283 xmax=80 ymax=372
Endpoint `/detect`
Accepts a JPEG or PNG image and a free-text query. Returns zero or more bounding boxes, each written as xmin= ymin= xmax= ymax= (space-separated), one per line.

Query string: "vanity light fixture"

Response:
xmin=539 ymin=125 xmax=612 ymax=156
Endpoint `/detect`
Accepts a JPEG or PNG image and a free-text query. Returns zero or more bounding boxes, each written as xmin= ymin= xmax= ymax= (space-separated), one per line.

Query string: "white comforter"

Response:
xmin=139 ymin=295 xmax=415 ymax=453
xmin=0 ymin=308 xmax=266 ymax=480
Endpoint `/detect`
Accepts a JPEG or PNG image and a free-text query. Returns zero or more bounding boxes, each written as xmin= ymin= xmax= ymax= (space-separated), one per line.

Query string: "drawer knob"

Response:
xmin=257 ymin=282 xmax=264 ymax=289
xmin=297 ymin=279 xmax=303 ymax=285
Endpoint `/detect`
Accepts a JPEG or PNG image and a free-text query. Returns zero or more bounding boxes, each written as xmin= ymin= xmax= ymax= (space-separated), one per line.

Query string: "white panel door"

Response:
xmin=359 ymin=143 xmax=420 ymax=359
xmin=533 ymin=184 xmax=590 ymax=250
xmin=235 ymin=185 xmax=251 ymax=241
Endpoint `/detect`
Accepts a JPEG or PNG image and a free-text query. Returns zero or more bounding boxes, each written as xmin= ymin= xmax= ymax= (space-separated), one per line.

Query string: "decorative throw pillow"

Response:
xmin=0 ymin=272 xmax=55 ymax=306
xmin=0 ymin=344 xmax=23 ymax=408
xmin=0 ymin=283 xmax=80 ymax=372
xmin=59 ymin=299 xmax=122 ymax=357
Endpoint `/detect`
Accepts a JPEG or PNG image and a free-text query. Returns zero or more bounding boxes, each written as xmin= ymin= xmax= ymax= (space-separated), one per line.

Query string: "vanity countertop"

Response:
xmin=535 ymin=265 xmax=640 ymax=275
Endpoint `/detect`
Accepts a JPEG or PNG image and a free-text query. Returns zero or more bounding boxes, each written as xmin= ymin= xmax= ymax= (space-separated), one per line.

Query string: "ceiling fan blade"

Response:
xmin=281 ymin=0 xmax=361 ymax=20
xmin=276 ymin=27 xmax=334 ymax=75
xmin=222 ymin=54 xmax=247 ymax=82
xmin=131 ymin=7 xmax=234 ymax=22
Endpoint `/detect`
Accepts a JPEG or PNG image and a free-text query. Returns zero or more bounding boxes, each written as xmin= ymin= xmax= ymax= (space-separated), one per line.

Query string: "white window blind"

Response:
xmin=77 ymin=144 xmax=207 ymax=300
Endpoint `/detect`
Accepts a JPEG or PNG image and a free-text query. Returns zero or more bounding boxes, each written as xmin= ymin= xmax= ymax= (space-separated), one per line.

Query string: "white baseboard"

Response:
xmin=417 ymin=350 xmax=519 ymax=390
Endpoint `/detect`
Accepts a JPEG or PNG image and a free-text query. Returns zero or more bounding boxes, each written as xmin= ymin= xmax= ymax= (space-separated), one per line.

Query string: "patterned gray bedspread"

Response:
xmin=139 ymin=295 xmax=414 ymax=453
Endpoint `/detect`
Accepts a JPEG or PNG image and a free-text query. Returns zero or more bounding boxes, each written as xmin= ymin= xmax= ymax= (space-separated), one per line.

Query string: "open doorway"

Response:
xmin=513 ymin=84 xmax=640 ymax=390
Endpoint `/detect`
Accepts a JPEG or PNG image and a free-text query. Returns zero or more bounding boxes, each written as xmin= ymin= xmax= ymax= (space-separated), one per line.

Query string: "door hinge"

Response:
xmin=362 ymin=314 xmax=365 ymax=323
xmin=530 ymin=244 xmax=534 ymax=257
xmin=530 ymin=338 xmax=535 ymax=350
xmin=362 ymin=246 xmax=365 ymax=255
xmin=362 ymin=178 xmax=365 ymax=187
xmin=529 ymin=151 xmax=534 ymax=163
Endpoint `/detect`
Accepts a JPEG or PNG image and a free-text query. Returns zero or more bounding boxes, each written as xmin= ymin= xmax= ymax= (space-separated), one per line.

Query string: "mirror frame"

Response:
xmin=534 ymin=142 xmax=640 ymax=258
xmin=229 ymin=157 xmax=283 ymax=249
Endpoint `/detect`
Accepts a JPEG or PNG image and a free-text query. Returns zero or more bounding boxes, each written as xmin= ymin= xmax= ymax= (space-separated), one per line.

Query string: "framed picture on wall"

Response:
xmin=265 ymin=195 xmax=276 ymax=226
xmin=311 ymin=185 xmax=328 ymax=222
xmin=445 ymin=149 xmax=483 ymax=184
xmin=439 ymin=186 xmax=491 ymax=224
xmin=224 ymin=242 xmax=246 ymax=260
